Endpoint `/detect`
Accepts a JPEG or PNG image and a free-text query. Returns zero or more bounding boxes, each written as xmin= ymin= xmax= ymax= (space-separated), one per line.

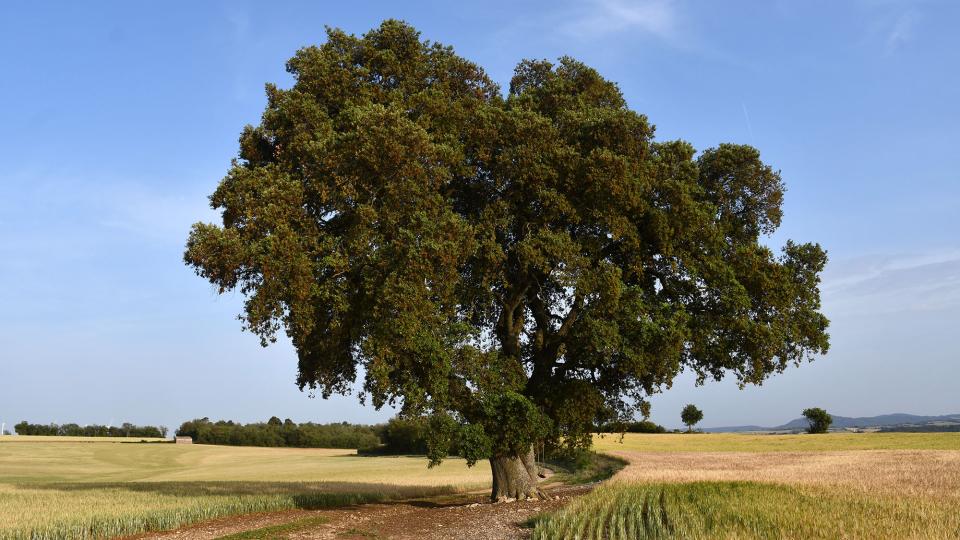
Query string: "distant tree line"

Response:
xmin=371 ymin=417 xmax=670 ymax=454
xmin=369 ymin=416 xmax=430 ymax=454
xmin=879 ymin=424 xmax=960 ymax=433
xmin=174 ymin=415 xmax=672 ymax=451
xmin=175 ymin=417 xmax=381 ymax=449
xmin=174 ymin=416 xmax=470 ymax=453
xmin=374 ymin=417 xmax=669 ymax=453
xmin=597 ymin=420 xmax=668 ymax=434
xmin=14 ymin=421 xmax=167 ymax=438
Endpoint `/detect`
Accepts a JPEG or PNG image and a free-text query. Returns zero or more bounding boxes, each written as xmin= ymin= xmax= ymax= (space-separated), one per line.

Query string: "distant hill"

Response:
xmin=703 ymin=413 xmax=960 ymax=433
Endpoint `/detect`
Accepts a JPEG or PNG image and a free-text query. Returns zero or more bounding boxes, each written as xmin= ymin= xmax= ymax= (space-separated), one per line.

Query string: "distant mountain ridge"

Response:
xmin=703 ymin=413 xmax=960 ymax=433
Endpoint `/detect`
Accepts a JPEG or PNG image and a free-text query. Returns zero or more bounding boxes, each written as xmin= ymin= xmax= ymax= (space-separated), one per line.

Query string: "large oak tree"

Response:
xmin=185 ymin=20 xmax=829 ymax=501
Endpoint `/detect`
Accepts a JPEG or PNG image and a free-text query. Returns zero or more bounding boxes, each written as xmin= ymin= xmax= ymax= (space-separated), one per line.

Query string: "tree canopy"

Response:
xmin=185 ymin=20 xmax=829 ymax=499
xmin=175 ymin=417 xmax=380 ymax=448
xmin=681 ymin=404 xmax=704 ymax=431
xmin=14 ymin=421 xmax=167 ymax=438
xmin=802 ymin=407 xmax=833 ymax=434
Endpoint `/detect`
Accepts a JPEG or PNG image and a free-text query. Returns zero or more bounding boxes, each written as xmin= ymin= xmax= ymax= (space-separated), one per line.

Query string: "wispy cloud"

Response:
xmin=95 ymin=183 xmax=216 ymax=243
xmin=823 ymin=249 xmax=960 ymax=316
xmin=0 ymin=172 xmax=216 ymax=259
xmin=560 ymin=0 xmax=679 ymax=41
xmin=885 ymin=10 xmax=919 ymax=53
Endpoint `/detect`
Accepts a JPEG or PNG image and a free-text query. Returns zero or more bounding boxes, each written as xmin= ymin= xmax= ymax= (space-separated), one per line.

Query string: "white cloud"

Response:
xmin=561 ymin=0 xmax=679 ymax=40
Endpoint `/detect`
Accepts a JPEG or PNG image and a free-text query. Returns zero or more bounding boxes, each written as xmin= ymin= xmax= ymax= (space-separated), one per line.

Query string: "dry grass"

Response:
xmin=593 ymin=431 xmax=960 ymax=453
xmin=6 ymin=433 xmax=959 ymax=538
xmin=0 ymin=440 xmax=490 ymax=486
xmin=607 ymin=449 xmax=960 ymax=499
xmin=532 ymin=433 xmax=960 ymax=538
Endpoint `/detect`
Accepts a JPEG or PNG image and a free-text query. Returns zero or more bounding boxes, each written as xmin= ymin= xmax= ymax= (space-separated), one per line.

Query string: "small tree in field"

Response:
xmin=681 ymin=404 xmax=704 ymax=432
xmin=802 ymin=408 xmax=832 ymax=433
xmin=184 ymin=20 xmax=830 ymax=501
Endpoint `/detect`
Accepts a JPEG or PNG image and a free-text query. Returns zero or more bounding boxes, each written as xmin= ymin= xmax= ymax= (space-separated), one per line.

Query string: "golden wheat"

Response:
xmin=606 ymin=449 xmax=960 ymax=498
xmin=533 ymin=481 xmax=960 ymax=539
xmin=0 ymin=440 xmax=491 ymax=539
xmin=533 ymin=433 xmax=960 ymax=539
xmin=593 ymin=431 xmax=960 ymax=453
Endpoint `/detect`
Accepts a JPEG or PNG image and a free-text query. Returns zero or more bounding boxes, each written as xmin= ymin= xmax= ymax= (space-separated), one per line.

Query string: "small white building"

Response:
xmin=175 ymin=436 xmax=193 ymax=444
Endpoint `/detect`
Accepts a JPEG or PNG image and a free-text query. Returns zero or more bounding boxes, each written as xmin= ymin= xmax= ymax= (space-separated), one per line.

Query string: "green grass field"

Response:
xmin=0 ymin=438 xmax=490 ymax=539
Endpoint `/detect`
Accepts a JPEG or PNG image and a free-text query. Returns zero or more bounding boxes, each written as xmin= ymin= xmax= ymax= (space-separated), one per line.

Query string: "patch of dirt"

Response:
xmin=134 ymin=483 xmax=593 ymax=540
xmin=125 ymin=510 xmax=318 ymax=540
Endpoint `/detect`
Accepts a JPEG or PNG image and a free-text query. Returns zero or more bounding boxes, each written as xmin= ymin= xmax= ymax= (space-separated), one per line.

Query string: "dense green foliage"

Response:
xmin=681 ymin=404 xmax=704 ymax=432
xmin=175 ymin=417 xmax=380 ymax=449
xmin=184 ymin=20 xmax=830 ymax=467
xmin=802 ymin=408 xmax=833 ymax=434
xmin=374 ymin=416 xmax=430 ymax=454
xmin=625 ymin=420 xmax=667 ymax=434
xmin=599 ymin=420 xmax=667 ymax=434
xmin=13 ymin=421 xmax=166 ymax=438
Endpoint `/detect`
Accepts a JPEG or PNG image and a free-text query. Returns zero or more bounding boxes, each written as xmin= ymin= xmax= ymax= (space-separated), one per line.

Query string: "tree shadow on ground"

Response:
xmin=348 ymin=452 xmax=434 ymax=459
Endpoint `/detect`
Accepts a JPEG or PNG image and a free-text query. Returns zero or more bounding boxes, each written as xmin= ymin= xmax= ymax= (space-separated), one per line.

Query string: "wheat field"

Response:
xmin=0 ymin=439 xmax=491 ymax=539
xmin=603 ymin=449 xmax=960 ymax=497
xmin=6 ymin=434 xmax=960 ymax=539
xmin=593 ymin=431 xmax=960 ymax=452
xmin=532 ymin=481 xmax=960 ymax=539
xmin=535 ymin=433 xmax=960 ymax=539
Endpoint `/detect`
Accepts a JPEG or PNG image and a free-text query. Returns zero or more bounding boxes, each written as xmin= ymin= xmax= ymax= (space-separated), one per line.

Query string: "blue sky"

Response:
xmin=1 ymin=1 xmax=957 ymax=432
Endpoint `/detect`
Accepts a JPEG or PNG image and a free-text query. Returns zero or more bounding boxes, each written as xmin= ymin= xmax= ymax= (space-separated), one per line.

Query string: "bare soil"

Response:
xmin=133 ymin=483 xmax=593 ymax=540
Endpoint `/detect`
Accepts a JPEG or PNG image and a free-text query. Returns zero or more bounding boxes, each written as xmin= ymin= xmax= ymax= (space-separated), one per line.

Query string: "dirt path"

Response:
xmin=135 ymin=483 xmax=593 ymax=540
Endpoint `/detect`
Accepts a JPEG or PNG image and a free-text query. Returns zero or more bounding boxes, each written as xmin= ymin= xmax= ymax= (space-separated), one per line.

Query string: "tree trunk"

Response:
xmin=489 ymin=446 xmax=549 ymax=502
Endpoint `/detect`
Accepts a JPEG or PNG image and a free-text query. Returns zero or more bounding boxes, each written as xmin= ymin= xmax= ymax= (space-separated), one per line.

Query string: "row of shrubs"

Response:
xmin=14 ymin=415 xmax=668 ymax=451
xmin=599 ymin=420 xmax=668 ymax=434
xmin=175 ymin=416 xmax=667 ymax=452
xmin=175 ymin=417 xmax=382 ymax=449
xmin=13 ymin=421 xmax=168 ymax=438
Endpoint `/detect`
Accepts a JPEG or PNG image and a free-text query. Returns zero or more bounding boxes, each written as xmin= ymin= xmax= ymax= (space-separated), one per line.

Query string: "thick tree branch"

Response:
xmin=555 ymin=294 xmax=583 ymax=340
xmin=496 ymin=280 xmax=530 ymax=360
xmin=527 ymin=290 xmax=551 ymax=353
